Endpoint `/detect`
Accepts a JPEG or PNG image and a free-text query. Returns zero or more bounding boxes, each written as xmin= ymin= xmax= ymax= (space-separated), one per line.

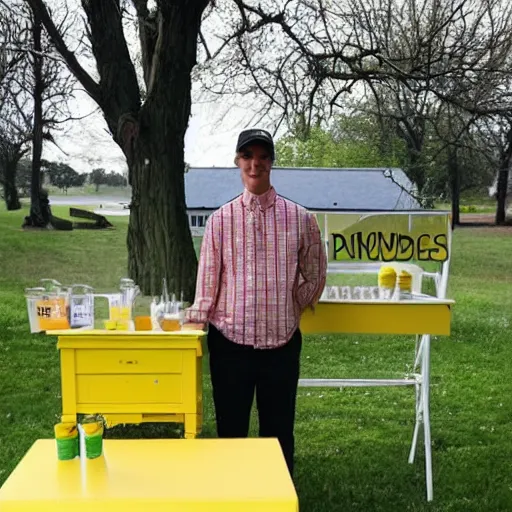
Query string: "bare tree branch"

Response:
xmin=25 ymin=0 xmax=101 ymax=105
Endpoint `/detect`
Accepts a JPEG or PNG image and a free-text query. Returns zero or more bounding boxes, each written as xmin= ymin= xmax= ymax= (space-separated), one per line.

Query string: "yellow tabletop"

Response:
xmin=300 ymin=299 xmax=454 ymax=335
xmin=0 ymin=439 xmax=298 ymax=512
xmin=47 ymin=329 xmax=206 ymax=336
xmin=49 ymin=329 xmax=205 ymax=352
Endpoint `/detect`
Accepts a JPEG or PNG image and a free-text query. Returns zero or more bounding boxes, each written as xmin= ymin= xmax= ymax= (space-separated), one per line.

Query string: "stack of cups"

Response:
xmin=378 ymin=267 xmax=397 ymax=300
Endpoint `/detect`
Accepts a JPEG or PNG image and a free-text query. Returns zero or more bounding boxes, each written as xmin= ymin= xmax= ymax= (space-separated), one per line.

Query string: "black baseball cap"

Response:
xmin=236 ymin=128 xmax=275 ymax=161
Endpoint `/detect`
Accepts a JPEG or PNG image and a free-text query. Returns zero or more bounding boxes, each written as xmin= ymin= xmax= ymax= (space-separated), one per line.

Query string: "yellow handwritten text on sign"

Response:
xmin=318 ymin=213 xmax=450 ymax=263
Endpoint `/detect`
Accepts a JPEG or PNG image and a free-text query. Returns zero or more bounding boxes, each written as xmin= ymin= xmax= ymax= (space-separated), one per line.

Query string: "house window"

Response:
xmin=191 ymin=215 xmax=197 ymax=227
xmin=198 ymin=216 xmax=205 ymax=227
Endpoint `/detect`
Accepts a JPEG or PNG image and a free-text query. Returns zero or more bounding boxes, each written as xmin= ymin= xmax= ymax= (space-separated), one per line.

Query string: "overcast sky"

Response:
xmin=41 ymin=88 xmax=258 ymax=175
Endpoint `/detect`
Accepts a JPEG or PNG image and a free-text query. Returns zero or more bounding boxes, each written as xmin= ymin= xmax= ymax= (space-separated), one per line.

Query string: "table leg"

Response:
xmin=407 ymin=333 xmax=433 ymax=501
xmin=60 ymin=347 xmax=77 ymax=426
xmin=422 ymin=335 xmax=433 ymax=502
xmin=184 ymin=414 xmax=198 ymax=439
xmin=409 ymin=334 xmax=426 ymax=464
xmin=408 ymin=382 xmax=421 ymax=464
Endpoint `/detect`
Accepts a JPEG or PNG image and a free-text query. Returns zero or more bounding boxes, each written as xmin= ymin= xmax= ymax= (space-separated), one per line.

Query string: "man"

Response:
xmin=184 ymin=128 xmax=327 ymax=475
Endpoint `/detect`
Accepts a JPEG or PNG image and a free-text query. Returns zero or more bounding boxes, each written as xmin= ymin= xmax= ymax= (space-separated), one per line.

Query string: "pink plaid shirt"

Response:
xmin=185 ymin=187 xmax=327 ymax=348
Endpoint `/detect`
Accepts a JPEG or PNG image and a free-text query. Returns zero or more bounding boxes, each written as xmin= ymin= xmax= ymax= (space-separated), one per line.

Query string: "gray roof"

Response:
xmin=184 ymin=167 xmax=420 ymax=211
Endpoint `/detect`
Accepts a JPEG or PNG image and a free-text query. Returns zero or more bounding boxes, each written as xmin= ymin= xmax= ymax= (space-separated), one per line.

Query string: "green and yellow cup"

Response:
xmin=54 ymin=422 xmax=79 ymax=461
xmin=82 ymin=420 xmax=104 ymax=459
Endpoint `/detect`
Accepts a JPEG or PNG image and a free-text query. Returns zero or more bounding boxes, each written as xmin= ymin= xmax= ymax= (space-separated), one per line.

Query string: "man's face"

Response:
xmin=237 ymin=143 xmax=272 ymax=195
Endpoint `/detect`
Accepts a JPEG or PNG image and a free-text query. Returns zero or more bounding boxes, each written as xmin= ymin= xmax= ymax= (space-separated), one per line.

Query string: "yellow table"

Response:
xmin=299 ymin=298 xmax=454 ymax=502
xmin=50 ymin=329 xmax=205 ymax=438
xmin=300 ymin=298 xmax=453 ymax=335
xmin=0 ymin=438 xmax=298 ymax=511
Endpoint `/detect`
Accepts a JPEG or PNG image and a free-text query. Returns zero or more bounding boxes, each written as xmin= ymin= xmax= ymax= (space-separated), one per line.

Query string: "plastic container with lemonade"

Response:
xmin=159 ymin=313 xmax=182 ymax=332
xmin=157 ymin=293 xmax=185 ymax=332
xmin=33 ymin=279 xmax=70 ymax=331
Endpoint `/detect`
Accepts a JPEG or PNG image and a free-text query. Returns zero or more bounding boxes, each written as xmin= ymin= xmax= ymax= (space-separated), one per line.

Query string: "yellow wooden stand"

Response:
xmin=301 ymin=298 xmax=453 ymax=335
xmin=299 ymin=298 xmax=454 ymax=502
xmin=51 ymin=329 xmax=205 ymax=439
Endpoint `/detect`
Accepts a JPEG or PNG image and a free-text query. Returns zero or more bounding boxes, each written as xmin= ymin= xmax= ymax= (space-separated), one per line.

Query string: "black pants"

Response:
xmin=207 ymin=323 xmax=302 ymax=476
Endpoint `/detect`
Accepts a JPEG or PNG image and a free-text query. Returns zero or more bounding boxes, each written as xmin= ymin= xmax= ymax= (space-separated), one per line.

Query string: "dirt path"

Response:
xmin=458 ymin=213 xmax=512 ymax=233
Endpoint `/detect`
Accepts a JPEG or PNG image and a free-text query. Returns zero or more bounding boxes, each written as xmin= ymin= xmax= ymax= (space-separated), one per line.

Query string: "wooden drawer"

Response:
xmin=75 ymin=349 xmax=183 ymax=374
xmin=76 ymin=374 xmax=183 ymax=404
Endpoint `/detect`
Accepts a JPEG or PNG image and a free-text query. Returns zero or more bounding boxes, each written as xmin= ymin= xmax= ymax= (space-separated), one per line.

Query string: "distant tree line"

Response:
xmin=6 ymin=158 xmax=128 ymax=197
xmin=275 ymin=113 xmax=496 ymax=210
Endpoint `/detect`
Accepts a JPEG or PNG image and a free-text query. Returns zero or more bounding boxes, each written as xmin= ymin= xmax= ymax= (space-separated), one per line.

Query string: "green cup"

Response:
xmin=83 ymin=422 xmax=104 ymax=459
xmin=56 ymin=436 xmax=79 ymax=461
xmin=84 ymin=433 xmax=103 ymax=459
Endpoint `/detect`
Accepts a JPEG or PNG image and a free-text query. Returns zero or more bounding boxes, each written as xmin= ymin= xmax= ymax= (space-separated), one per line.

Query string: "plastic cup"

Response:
xmin=56 ymin=436 xmax=79 ymax=460
xmin=85 ymin=434 xmax=103 ymax=459
xmin=82 ymin=421 xmax=104 ymax=459
xmin=54 ymin=423 xmax=79 ymax=460
xmin=135 ymin=316 xmax=152 ymax=331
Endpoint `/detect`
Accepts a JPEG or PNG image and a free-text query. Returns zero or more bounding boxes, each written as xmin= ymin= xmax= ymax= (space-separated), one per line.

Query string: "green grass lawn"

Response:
xmin=1 ymin=203 xmax=512 ymax=511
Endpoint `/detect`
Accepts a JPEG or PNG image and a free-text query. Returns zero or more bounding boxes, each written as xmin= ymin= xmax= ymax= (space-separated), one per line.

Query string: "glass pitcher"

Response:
xmin=120 ymin=278 xmax=139 ymax=319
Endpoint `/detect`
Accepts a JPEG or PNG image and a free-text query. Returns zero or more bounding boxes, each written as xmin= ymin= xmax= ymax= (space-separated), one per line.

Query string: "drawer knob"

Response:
xmin=120 ymin=360 xmax=138 ymax=365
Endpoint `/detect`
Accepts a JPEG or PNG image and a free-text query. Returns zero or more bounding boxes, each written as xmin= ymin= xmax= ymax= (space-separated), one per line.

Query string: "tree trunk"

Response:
xmin=495 ymin=166 xmax=509 ymax=225
xmin=495 ymin=127 xmax=512 ymax=225
xmin=125 ymin=5 xmax=203 ymax=299
xmin=28 ymin=7 xmax=46 ymax=227
xmin=3 ymin=159 xmax=22 ymax=210
xmin=448 ymin=147 xmax=460 ymax=228
xmin=128 ymin=127 xmax=197 ymax=299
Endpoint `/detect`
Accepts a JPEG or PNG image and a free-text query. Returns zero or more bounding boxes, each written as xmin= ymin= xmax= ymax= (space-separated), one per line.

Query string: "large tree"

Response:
xmin=26 ymin=0 xmax=213 ymax=297
xmin=0 ymin=4 xmax=27 ymax=210
xmin=1 ymin=1 xmax=76 ymax=215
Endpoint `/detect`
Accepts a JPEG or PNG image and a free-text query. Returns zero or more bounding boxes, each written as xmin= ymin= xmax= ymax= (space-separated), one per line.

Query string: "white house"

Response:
xmin=184 ymin=167 xmax=420 ymax=234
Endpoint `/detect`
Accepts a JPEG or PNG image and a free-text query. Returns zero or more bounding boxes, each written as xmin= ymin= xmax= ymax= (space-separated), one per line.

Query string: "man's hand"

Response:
xmin=182 ymin=322 xmax=206 ymax=331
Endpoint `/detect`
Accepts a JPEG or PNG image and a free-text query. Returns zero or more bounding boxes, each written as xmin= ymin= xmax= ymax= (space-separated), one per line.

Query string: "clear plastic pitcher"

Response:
xmin=33 ymin=280 xmax=70 ymax=331
xmin=25 ymin=287 xmax=45 ymax=333
xmin=69 ymin=285 xmax=94 ymax=328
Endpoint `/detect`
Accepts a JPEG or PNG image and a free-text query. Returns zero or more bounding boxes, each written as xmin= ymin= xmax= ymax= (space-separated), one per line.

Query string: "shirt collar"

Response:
xmin=242 ymin=186 xmax=277 ymax=211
